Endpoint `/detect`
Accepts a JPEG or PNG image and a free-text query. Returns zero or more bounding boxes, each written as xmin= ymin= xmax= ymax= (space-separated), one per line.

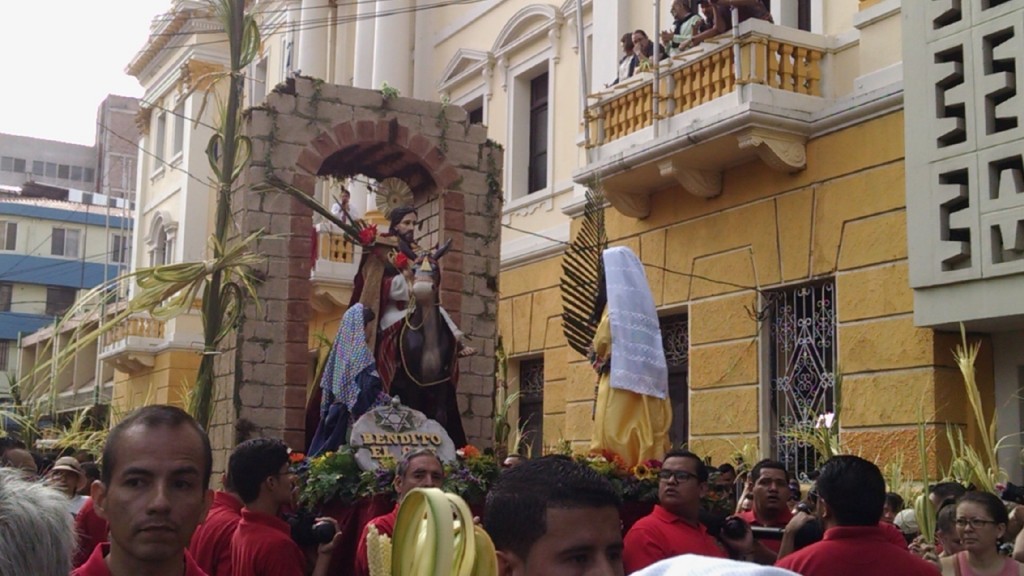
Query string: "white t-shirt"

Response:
xmin=68 ymin=494 xmax=88 ymax=516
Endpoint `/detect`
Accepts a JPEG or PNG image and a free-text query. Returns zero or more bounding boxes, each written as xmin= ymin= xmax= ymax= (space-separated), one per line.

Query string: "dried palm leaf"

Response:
xmin=560 ymin=186 xmax=607 ymax=357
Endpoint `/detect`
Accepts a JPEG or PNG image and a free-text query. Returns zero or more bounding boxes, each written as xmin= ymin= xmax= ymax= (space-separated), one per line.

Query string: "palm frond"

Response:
xmin=560 ymin=186 xmax=607 ymax=356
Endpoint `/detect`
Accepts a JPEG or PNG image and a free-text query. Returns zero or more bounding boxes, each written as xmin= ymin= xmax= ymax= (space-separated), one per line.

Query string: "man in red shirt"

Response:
xmin=73 ymin=497 xmax=110 ymax=567
xmin=189 ymin=472 xmax=243 ymax=576
xmin=623 ymin=450 xmax=727 ymax=573
xmin=229 ymin=438 xmax=341 ymax=576
xmin=775 ymin=455 xmax=938 ymax=576
xmin=73 ymin=405 xmax=213 ymax=576
xmin=737 ymin=460 xmax=793 ymax=564
xmin=355 ymin=448 xmax=446 ymax=576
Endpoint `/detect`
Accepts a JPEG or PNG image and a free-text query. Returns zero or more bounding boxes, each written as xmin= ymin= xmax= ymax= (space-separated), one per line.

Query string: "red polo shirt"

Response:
xmin=230 ymin=509 xmax=306 ymax=576
xmin=623 ymin=505 xmax=726 ymax=573
xmin=356 ymin=507 xmax=399 ymax=576
xmin=738 ymin=507 xmax=793 ymax=554
xmin=190 ymin=491 xmax=243 ymax=576
xmin=72 ymin=543 xmax=208 ymax=576
xmin=775 ymin=525 xmax=937 ymax=576
xmin=73 ymin=497 xmax=110 ymax=567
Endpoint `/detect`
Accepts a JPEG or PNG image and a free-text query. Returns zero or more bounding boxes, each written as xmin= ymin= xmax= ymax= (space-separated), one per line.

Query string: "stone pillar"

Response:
xmin=593 ymin=0 xmax=629 ymax=89
xmin=372 ymin=0 xmax=414 ymax=95
xmin=353 ymin=0 xmax=377 ymax=88
xmin=297 ymin=0 xmax=330 ymax=80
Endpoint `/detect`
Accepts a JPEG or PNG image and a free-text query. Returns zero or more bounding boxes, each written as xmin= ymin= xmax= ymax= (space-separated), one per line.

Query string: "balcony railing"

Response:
xmin=311 ymin=228 xmax=359 ymax=311
xmin=102 ymin=316 xmax=165 ymax=349
xmin=586 ymin=21 xmax=825 ymax=148
xmin=98 ymin=315 xmax=167 ymax=374
xmin=576 ymin=19 xmax=831 ymax=219
xmin=317 ymin=231 xmax=355 ymax=263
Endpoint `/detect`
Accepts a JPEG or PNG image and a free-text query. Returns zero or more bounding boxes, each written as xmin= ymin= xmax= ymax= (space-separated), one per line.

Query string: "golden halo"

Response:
xmin=375 ymin=177 xmax=414 ymax=219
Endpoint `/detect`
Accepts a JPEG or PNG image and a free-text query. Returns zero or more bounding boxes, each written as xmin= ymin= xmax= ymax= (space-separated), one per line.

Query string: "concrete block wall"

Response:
xmin=210 ymin=77 xmax=501 ymax=464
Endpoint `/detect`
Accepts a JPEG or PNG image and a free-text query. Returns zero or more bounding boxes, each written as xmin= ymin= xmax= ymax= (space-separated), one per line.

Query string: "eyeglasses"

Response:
xmin=955 ymin=518 xmax=1000 ymax=529
xmin=658 ymin=470 xmax=699 ymax=483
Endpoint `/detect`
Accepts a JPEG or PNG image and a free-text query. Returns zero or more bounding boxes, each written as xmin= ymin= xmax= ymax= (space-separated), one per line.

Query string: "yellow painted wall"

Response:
xmin=496 ymin=111 xmax=996 ymax=470
xmin=111 ymin=350 xmax=202 ymax=416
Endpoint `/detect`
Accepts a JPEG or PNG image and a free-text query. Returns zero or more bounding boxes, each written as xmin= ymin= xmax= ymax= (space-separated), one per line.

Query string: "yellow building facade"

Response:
xmin=115 ymin=0 xmax=1020 ymax=478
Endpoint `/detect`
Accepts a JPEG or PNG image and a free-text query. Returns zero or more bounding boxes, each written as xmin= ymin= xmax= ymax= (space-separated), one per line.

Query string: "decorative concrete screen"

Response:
xmin=904 ymin=0 xmax=1024 ymax=328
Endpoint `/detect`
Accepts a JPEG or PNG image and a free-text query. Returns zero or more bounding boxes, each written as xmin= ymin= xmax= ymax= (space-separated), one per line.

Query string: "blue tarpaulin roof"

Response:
xmin=0 ymin=202 xmax=130 ymax=229
xmin=0 ymin=254 xmax=122 ymax=288
xmin=0 ymin=311 xmax=53 ymax=340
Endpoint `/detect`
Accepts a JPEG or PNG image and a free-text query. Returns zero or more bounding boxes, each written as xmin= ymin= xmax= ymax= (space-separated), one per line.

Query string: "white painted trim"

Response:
xmin=560 ymin=0 xmax=592 ymax=17
xmin=505 ymin=47 xmax=556 ymax=203
xmin=452 ymin=86 xmax=488 ymax=128
xmin=501 ymin=221 xmax=570 ymax=268
xmin=437 ymin=49 xmax=493 ymax=93
xmin=810 ymin=0 xmax=824 ymax=35
xmin=142 ymin=48 xmax=231 ymax=105
xmin=492 ymin=4 xmax=564 ymax=59
xmin=831 ymin=29 xmax=860 ymax=52
xmin=852 ymin=0 xmax=902 ymax=30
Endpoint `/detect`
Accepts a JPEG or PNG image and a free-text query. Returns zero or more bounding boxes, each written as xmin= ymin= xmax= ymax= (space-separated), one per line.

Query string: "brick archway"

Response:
xmin=210 ymin=76 xmax=501 ymax=467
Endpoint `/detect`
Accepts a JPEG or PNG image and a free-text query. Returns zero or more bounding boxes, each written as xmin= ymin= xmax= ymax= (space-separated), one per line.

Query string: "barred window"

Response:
xmin=768 ymin=280 xmax=837 ymax=480
xmin=518 ymin=358 xmax=545 ymax=455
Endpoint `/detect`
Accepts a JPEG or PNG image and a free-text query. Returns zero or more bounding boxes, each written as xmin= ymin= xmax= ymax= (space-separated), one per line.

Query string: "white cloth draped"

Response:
xmin=602 ymin=246 xmax=669 ymax=399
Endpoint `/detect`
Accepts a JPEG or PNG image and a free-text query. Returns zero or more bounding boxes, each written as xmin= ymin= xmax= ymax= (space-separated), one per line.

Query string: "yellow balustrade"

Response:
xmin=670 ymin=47 xmax=735 ymax=116
xmin=318 ymin=232 xmax=355 ymax=263
xmin=586 ymin=27 xmax=824 ymax=147
xmin=103 ymin=316 xmax=165 ymax=347
xmin=597 ymin=81 xmax=654 ymax=144
xmin=742 ymin=39 xmax=822 ymax=96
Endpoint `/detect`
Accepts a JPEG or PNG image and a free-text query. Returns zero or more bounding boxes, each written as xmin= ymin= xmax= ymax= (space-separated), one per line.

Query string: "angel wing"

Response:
xmin=560 ymin=186 xmax=608 ymax=357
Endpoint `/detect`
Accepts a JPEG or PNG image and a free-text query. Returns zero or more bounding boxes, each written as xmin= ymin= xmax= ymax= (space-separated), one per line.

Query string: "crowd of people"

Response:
xmin=5 ymin=405 xmax=1024 ymax=576
xmin=610 ymin=0 xmax=773 ymax=86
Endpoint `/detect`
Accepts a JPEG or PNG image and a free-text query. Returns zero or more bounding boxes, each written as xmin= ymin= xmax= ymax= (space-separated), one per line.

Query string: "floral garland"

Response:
xmin=296 ymin=445 xmax=674 ymax=509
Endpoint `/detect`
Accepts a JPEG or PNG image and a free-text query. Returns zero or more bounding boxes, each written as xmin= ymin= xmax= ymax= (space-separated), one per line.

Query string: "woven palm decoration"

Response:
xmin=375 ymin=177 xmax=414 ymax=219
xmin=561 ymin=186 xmax=608 ymax=357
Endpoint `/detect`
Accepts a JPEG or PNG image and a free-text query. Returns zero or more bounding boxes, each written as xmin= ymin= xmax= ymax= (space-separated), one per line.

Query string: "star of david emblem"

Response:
xmin=374 ymin=402 xmax=414 ymax=433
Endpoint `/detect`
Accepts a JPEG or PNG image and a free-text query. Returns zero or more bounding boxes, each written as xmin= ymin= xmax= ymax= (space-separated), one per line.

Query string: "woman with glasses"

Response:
xmin=940 ymin=491 xmax=1024 ymax=576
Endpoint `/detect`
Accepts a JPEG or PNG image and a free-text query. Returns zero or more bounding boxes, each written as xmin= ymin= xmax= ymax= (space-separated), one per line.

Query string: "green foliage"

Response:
xmin=442 ymin=447 xmax=498 ymax=507
xmin=380 ymin=82 xmax=401 ymax=100
xmin=436 ymin=96 xmax=450 ymax=154
xmin=950 ymin=324 xmax=1004 ymax=492
xmin=299 ymin=448 xmax=381 ymax=508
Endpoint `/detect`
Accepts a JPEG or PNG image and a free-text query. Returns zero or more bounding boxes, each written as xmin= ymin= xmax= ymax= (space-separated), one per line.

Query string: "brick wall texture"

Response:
xmin=210 ymin=77 xmax=501 ymax=465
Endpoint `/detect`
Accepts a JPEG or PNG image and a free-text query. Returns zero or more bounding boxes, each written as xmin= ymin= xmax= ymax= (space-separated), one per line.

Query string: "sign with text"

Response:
xmin=351 ymin=397 xmax=456 ymax=470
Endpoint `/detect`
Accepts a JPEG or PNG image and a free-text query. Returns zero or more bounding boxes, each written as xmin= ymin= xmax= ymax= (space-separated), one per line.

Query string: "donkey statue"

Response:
xmin=390 ymin=238 xmax=467 ymax=447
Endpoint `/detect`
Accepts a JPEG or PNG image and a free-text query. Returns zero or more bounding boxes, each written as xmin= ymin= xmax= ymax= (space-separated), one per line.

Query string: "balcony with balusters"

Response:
xmin=311 ymin=228 xmax=360 ymax=312
xmin=97 ymin=314 xmax=167 ymax=374
xmin=576 ymin=18 xmax=832 ymax=218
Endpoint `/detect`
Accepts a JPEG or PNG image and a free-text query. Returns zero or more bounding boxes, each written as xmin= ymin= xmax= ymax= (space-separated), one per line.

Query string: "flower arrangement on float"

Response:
xmin=295 ymin=444 xmax=671 ymax=508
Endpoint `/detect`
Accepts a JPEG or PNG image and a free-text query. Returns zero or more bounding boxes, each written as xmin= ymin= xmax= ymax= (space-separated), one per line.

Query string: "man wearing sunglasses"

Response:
xmin=623 ymin=450 xmax=729 ymax=573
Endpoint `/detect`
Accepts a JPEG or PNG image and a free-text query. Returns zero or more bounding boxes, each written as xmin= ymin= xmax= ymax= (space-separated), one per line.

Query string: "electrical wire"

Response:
xmin=138 ymin=0 xmax=490 ymax=51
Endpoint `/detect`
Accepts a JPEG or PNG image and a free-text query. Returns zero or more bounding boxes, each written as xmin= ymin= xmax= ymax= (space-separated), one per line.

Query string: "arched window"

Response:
xmin=147 ymin=210 xmax=178 ymax=266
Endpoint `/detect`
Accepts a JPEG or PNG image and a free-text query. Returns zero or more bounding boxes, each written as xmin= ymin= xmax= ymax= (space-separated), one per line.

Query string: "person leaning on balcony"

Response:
xmin=631 ymin=30 xmax=664 ymax=73
xmin=608 ymin=33 xmax=637 ymax=86
xmin=687 ymin=0 xmax=772 ymax=49
xmin=660 ymin=0 xmax=703 ymax=55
